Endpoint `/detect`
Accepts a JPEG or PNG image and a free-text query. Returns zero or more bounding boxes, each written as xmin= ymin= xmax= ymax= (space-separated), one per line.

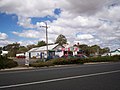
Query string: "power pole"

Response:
xmin=40 ymin=22 xmax=49 ymax=60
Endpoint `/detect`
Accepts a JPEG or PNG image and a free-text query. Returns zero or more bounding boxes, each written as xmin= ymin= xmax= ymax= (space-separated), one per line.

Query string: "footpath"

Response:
xmin=0 ymin=67 xmax=34 ymax=72
xmin=0 ymin=62 xmax=111 ymax=72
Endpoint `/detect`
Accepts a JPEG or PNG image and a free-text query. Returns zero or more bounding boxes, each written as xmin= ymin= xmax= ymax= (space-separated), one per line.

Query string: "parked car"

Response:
xmin=16 ymin=56 xmax=26 ymax=59
xmin=61 ymin=54 xmax=74 ymax=58
xmin=74 ymin=54 xmax=88 ymax=59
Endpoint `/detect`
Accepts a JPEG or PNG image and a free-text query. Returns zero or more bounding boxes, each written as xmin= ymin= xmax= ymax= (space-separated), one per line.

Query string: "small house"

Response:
xmin=109 ymin=49 xmax=120 ymax=56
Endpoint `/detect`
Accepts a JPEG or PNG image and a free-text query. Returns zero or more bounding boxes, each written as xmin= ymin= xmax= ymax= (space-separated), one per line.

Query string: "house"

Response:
xmin=26 ymin=44 xmax=64 ymax=59
xmin=62 ymin=44 xmax=80 ymax=56
xmin=25 ymin=44 xmax=80 ymax=59
xmin=1 ymin=51 xmax=8 ymax=56
xmin=109 ymin=49 xmax=120 ymax=56
xmin=16 ymin=53 xmax=26 ymax=58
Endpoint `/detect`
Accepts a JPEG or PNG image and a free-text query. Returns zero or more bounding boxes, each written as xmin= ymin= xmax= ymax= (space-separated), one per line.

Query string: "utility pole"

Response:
xmin=40 ymin=22 xmax=49 ymax=60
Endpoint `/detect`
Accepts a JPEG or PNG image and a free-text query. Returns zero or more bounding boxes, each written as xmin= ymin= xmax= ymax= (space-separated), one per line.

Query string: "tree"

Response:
xmin=17 ymin=46 xmax=28 ymax=53
xmin=3 ymin=43 xmax=20 ymax=57
xmin=99 ymin=47 xmax=110 ymax=54
xmin=27 ymin=44 xmax=36 ymax=50
xmin=55 ymin=34 xmax=67 ymax=45
xmin=0 ymin=47 xmax=2 ymax=55
xmin=37 ymin=41 xmax=46 ymax=47
xmin=78 ymin=44 xmax=90 ymax=56
xmin=3 ymin=43 xmax=20 ymax=51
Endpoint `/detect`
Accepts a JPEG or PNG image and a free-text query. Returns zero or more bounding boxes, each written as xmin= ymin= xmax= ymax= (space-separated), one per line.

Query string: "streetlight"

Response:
xmin=39 ymin=22 xmax=49 ymax=60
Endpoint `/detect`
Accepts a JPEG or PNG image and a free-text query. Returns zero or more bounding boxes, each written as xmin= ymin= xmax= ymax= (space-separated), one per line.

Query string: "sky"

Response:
xmin=0 ymin=0 xmax=120 ymax=50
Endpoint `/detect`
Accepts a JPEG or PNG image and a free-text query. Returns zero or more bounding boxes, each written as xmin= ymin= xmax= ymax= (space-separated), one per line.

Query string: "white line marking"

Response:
xmin=0 ymin=70 xmax=120 ymax=89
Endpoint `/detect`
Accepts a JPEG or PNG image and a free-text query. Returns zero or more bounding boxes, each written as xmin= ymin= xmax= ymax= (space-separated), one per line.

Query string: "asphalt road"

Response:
xmin=0 ymin=62 xmax=120 ymax=90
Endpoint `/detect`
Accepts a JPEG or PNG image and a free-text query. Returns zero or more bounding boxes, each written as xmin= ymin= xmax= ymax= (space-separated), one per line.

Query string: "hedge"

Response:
xmin=84 ymin=55 xmax=120 ymax=63
xmin=0 ymin=55 xmax=18 ymax=69
xmin=30 ymin=55 xmax=120 ymax=67
xmin=30 ymin=60 xmax=54 ymax=67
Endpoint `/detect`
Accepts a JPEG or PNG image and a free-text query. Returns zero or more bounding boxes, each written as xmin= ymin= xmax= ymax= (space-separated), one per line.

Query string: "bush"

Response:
xmin=52 ymin=57 xmax=84 ymax=65
xmin=84 ymin=55 xmax=120 ymax=63
xmin=0 ymin=55 xmax=18 ymax=69
xmin=30 ymin=55 xmax=120 ymax=67
xmin=30 ymin=60 xmax=54 ymax=67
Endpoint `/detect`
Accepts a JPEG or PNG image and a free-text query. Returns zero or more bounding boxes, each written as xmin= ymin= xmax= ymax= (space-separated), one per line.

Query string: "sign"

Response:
xmin=25 ymin=56 xmax=29 ymax=66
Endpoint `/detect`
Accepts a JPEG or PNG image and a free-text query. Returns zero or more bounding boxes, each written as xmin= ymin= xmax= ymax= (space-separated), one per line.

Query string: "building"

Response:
xmin=109 ymin=49 xmax=120 ymax=56
xmin=25 ymin=44 xmax=80 ymax=59
xmin=1 ymin=51 xmax=8 ymax=56
xmin=26 ymin=44 xmax=64 ymax=59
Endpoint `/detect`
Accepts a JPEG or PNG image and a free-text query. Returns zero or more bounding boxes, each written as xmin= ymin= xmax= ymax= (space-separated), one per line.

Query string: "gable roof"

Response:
xmin=110 ymin=49 xmax=120 ymax=53
xmin=28 ymin=44 xmax=61 ymax=52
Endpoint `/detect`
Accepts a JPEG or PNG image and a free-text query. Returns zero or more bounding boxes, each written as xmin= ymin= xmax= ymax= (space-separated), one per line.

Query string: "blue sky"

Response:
xmin=0 ymin=0 xmax=120 ymax=50
xmin=0 ymin=8 xmax=61 ymax=41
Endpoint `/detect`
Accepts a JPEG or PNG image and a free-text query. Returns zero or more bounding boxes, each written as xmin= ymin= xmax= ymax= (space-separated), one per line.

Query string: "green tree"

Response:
xmin=0 ymin=47 xmax=2 ymax=55
xmin=4 ymin=43 xmax=20 ymax=57
xmin=90 ymin=45 xmax=101 ymax=54
xmin=78 ymin=44 xmax=90 ymax=56
xmin=55 ymin=34 xmax=67 ymax=45
xmin=17 ymin=46 xmax=28 ymax=53
xmin=99 ymin=47 xmax=110 ymax=54
xmin=37 ymin=40 xmax=46 ymax=47
xmin=27 ymin=44 xmax=36 ymax=50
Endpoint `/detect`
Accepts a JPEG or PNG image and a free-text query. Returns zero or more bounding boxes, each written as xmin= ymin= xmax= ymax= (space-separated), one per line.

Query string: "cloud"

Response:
xmin=0 ymin=32 xmax=8 ymax=40
xmin=76 ymin=34 xmax=94 ymax=40
xmin=57 ymin=0 xmax=108 ymax=15
xmin=0 ymin=40 xmax=14 ymax=47
xmin=0 ymin=32 xmax=16 ymax=47
xmin=0 ymin=0 xmax=120 ymax=50
xmin=12 ymin=30 xmax=43 ymax=38
xmin=17 ymin=16 xmax=35 ymax=28
xmin=0 ymin=0 xmax=56 ymax=17
xmin=18 ymin=40 xmax=37 ymax=46
xmin=48 ymin=7 xmax=120 ymax=49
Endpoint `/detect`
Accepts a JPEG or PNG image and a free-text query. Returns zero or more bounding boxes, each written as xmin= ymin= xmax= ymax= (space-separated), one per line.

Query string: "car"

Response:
xmin=74 ymin=54 xmax=88 ymax=59
xmin=61 ymin=54 xmax=74 ymax=58
xmin=16 ymin=55 xmax=26 ymax=59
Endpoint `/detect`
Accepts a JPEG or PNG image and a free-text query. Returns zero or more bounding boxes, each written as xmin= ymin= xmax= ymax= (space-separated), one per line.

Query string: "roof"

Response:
xmin=110 ymin=49 xmax=120 ymax=53
xmin=1 ymin=51 xmax=9 ymax=55
xmin=28 ymin=44 xmax=59 ymax=52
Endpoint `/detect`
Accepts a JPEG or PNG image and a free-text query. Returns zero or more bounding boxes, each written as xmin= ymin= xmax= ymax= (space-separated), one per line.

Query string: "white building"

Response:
xmin=26 ymin=44 xmax=64 ymax=59
xmin=1 ymin=51 xmax=8 ymax=56
xmin=109 ymin=49 xmax=120 ymax=56
xmin=26 ymin=44 xmax=80 ymax=59
xmin=16 ymin=53 xmax=25 ymax=56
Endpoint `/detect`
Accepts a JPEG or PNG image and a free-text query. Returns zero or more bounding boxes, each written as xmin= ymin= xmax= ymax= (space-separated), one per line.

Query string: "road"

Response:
xmin=0 ymin=62 xmax=120 ymax=90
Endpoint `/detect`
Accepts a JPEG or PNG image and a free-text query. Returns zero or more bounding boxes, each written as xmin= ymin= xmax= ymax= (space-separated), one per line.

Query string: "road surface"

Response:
xmin=0 ymin=62 xmax=120 ymax=90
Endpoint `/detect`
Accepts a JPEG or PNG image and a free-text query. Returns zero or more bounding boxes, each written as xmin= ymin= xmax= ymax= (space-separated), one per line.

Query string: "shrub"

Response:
xmin=30 ymin=60 xmax=54 ymax=67
xmin=52 ymin=57 xmax=84 ymax=65
xmin=0 ymin=55 xmax=18 ymax=69
xmin=30 ymin=55 xmax=120 ymax=67
xmin=84 ymin=55 xmax=120 ymax=63
xmin=6 ymin=60 xmax=18 ymax=68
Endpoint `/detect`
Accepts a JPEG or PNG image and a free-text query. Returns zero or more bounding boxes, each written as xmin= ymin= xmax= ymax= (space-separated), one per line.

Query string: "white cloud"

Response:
xmin=0 ymin=0 xmax=120 ymax=50
xmin=0 ymin=32 xmax=8 ymax=40
xmin=57 ymin=0 xmax=108 ymax=15
xmin=76 ymin=34 xmax=94 ymax=40
xmin=0 ymin=32 xmax=16 ymax=47
xmin=12 ymin=30 xmax=44 ymax=38
xmin=17 ymin=16 xmax=35 ymax=28
xmin=0 ymin=0 xmax=56 ymax=17
xmin=18 ymin=40 xmax=37 ymax=46
xmin=0 ymin=40 xmax=14 ymax=47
